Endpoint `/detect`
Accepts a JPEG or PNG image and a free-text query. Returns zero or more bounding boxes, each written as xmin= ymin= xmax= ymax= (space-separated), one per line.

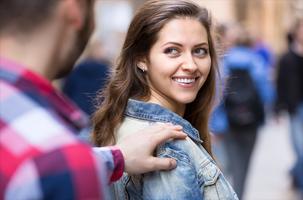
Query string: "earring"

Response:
xmin=137 ymin=64 xmax=146 ymax=72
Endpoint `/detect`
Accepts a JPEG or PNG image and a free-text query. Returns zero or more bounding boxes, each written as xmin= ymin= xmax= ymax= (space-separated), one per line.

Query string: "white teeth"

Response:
xmin=173 ymin=78 xmax=195 ymax=84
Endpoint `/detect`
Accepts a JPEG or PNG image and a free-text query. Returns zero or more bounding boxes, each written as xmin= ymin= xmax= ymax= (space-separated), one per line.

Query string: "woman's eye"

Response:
xmin=193 ymin=48 xmax=208 ymax=57
xmin=164 ymin=47 xmax=179 ymax=56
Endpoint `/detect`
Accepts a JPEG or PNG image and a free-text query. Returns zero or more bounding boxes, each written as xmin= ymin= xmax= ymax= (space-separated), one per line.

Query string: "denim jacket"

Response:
xmin=112 ymin=99 xmax=238 ymax=200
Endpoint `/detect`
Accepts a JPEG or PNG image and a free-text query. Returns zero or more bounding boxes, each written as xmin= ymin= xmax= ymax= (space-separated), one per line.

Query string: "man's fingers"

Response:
xmin=148 ymin=157 xmax=177 ymax=171
xmin=154 ymin=123 xmax=183 ymax=131
xmin=153 ymin=128 xmax=187 ymax=144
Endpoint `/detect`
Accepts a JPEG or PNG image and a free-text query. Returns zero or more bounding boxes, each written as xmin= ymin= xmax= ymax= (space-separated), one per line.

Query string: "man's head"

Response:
xmin=0 ymin=0 xmax=95 ymax=79
xmin=0 ymin=0 xmax=58 ymax=35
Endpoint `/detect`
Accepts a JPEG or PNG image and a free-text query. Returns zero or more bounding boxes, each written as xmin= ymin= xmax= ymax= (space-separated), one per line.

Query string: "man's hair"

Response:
xmin=0 ymin=0 xmax=58 ymax=34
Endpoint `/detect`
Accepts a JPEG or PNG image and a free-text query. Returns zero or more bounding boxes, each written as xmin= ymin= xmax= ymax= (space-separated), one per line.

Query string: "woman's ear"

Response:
xmin=137 ymin=61 xmax=148 ymax=72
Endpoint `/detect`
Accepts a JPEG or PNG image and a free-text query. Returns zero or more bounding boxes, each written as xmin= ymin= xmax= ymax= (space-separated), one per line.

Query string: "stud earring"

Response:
xmin=137 ymin=64 xmax=147 ymax=73
xmin=142 ymin=66 xmax=147 ymax=72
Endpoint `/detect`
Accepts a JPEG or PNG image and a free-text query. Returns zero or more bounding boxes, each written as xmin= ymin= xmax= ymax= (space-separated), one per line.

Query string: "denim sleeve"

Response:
xmin=142 ymin=146 xmax=203 ymax=200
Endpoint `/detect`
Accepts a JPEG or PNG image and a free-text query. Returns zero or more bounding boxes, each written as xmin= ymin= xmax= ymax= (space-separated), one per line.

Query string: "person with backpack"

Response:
xmin=220 ymin=25 xmax=269 ymax=199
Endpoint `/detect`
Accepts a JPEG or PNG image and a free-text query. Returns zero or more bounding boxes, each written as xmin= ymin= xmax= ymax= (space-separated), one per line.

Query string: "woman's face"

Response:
xmin=142 ymin=17 xmax=211 ymax=115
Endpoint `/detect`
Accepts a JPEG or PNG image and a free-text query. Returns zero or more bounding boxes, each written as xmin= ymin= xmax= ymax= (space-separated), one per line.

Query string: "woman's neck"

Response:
xmin=147 ymin=95 xmax=185 ymax=117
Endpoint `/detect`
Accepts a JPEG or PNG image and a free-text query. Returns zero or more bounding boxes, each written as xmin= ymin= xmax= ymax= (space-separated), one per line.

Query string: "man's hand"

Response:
xmin=116 ymin=123 xmax=187 ymax=174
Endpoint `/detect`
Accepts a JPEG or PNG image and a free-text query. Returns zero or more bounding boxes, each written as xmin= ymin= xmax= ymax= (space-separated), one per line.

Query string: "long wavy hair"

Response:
xmin=92 ymin=0 xmax=218 ymax=154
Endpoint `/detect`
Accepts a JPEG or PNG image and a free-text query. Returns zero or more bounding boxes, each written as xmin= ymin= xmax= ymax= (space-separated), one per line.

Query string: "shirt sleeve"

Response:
xmin=4 ymin=143 xmax=124 ymax=200
xmin=92 ymin=146 xmax=125 ymax=183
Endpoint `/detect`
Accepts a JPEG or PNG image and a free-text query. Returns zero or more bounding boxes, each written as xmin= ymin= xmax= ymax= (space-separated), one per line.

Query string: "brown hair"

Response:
xmin=0 ymin=0 xmax=59 ymax=34
xmin=92 ymin=0 xmax=218 ymax=154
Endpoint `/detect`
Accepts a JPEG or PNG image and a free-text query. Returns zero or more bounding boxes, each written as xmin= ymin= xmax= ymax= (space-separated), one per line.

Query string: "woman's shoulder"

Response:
xmin=116 ymin=116 xmax=152 ymax=140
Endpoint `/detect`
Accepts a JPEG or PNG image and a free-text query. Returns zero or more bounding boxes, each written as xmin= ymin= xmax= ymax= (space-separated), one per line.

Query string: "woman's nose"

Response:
xmin=181 ymin=55 xmax=197 ymax=71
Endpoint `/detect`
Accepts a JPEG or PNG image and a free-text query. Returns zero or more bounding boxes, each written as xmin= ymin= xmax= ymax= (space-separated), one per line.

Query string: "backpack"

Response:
xmin=224 ymin=68 xmax=265 ymax=130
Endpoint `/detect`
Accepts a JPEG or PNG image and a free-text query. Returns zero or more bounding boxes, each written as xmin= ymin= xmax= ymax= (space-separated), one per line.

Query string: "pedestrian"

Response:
xmin=220 ymin=24 xmax=268 ymax=199
xmin=93 ymin=0 xmax=238 ymax=199
xmin=209 ymin=23 xmax=231 ymax=180
xmin=0 ymin=0 xmax=187 ymax=199
xmin=275 ymin=17 xmax=303 ymax=193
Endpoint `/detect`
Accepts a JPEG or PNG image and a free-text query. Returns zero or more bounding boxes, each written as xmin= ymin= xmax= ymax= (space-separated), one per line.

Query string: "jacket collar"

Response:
xmin=125 ymin=99 xmax=203 ymax=144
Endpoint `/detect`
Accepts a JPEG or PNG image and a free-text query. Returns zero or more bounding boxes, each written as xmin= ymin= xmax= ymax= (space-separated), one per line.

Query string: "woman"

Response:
xmin=93 ymin=0 xmax=238 ymax=199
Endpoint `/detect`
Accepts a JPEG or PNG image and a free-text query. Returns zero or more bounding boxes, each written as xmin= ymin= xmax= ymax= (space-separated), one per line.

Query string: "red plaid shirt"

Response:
xmin=0 ymin=57 xmax=124 ymax=199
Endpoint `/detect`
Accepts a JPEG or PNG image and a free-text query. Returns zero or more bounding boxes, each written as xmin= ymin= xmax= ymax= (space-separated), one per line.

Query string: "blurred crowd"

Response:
xmin=209 ymin=19 xmax=303 ymax=199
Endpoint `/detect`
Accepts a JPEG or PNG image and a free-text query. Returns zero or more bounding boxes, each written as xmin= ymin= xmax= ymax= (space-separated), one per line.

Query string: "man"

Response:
xmin=0 ymin=0 xmax=186 ymax=199
xmin=276 ymin=17 xmax=303 ymax=193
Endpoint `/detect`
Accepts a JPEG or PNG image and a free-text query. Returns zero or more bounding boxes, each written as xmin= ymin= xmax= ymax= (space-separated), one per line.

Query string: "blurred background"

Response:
xmin=92 ymin=0 xmax=303 ymax=60
xmin=61 ymin=0 xmax=303 ymax=199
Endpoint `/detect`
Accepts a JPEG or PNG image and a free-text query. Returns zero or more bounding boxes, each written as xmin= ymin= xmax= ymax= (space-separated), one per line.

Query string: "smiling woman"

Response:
xmin=92 ymin=0 xmax=238 ymax=199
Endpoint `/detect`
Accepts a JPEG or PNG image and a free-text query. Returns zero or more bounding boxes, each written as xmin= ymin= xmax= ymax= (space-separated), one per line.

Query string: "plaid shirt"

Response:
xmin=0 ymin=57 xmax=124 ymax=199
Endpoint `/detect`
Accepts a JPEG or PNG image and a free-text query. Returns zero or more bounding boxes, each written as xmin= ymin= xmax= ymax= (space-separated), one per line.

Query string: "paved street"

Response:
xmin=244 ymin=114 xmax=302 ymax=200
